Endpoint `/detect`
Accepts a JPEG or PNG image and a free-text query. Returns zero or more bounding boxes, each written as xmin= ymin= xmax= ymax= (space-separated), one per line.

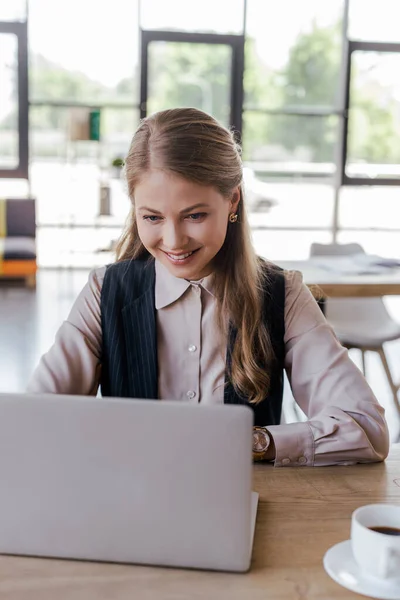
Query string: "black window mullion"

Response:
xmin=17 ymin=21 xmax=28 ymax=179
xmin=0 ymin=21 xmax=28 ymax=179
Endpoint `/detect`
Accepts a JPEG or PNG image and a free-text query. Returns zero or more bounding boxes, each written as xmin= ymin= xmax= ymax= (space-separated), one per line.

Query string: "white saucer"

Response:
xmin=323 ymin=540 xmax=400 ymax=599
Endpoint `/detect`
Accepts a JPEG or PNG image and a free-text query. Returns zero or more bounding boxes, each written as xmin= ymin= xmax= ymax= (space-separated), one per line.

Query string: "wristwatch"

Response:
xmin=252 ymin=426 xmax=271 ymax=461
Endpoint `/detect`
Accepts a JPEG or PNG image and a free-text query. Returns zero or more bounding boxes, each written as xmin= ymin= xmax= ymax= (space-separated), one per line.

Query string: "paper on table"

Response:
xmin=366 ymin=255 xmax=400 ymax=268
xmin=311 ymin=254 xmax=400 ymax=276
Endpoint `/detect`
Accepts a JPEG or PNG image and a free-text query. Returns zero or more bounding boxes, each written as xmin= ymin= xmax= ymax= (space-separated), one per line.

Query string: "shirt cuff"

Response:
xmin=267 ymin=422 xmax=315 ymax=467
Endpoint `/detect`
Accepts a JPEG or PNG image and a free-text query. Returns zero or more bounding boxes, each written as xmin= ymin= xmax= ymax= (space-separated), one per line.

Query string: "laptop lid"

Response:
xmin=0 ymin=393 xmax=255 ymax=572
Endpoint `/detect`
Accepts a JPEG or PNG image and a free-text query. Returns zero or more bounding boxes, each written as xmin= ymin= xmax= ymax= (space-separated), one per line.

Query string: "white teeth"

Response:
xmin=167 ymin=251 xmax=194 ymax=261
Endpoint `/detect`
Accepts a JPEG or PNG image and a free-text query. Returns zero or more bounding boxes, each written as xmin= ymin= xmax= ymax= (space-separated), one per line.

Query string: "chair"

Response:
xmin=0 ymin=198 xmax=37 ymax=288
xmin=310 ymin=242 xmax=400 ymax=418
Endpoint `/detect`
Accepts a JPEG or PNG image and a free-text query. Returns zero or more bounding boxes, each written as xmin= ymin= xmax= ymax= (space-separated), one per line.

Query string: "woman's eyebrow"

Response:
xmin=137 ymin=203 xmax=211 ymax=215
xmin=137 ymin=206 xmax=162 ymax=214
xmin=180 ymin=203 xmax=210 ymax=214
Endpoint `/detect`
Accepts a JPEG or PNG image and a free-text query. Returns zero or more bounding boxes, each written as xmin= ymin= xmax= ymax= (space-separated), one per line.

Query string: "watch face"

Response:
xmin=253 ymin=429 xmax=269 ymax=453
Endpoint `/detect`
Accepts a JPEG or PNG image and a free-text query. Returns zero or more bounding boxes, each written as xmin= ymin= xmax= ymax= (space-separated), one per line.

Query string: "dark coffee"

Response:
xmin=369 ymin=526 xmax=400 ymax=536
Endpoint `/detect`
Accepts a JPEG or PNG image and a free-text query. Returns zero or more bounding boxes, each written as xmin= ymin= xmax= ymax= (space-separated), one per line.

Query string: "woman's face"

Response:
xmin=134 ymin=170 xmax=239 ymax=281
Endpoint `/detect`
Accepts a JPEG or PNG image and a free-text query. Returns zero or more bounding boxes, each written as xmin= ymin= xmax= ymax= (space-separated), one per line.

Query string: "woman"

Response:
xmin=28 ymin=107 xmax=389 ymax=467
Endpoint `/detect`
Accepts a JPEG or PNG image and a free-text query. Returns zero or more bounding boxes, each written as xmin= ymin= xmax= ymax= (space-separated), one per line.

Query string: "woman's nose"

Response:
xmin=162 ymin=222 xmax=188 ymax=249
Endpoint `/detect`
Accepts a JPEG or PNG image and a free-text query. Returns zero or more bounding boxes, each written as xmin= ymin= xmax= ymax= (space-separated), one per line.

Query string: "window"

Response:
xmin=349 ymin=0 xmax=400 ymax=43
xmin=243 ymin=0 xmax=344 ymax=179
xmin=29 ymin=0 xmax=140 ymax=104
xmin=0 ymin=2 xmax=26 ymax=21
xmin=146 ymin=41 xmax=233 ymax=126
xmin=245 ymin=0 xmax=344 ymax=110
xmin=140 ymin=0 xmax=244 ymax=34
xmin=0 ymin=34 xmax=19 ymax=169
xmin=0 ymin=22 xmax=28 ymax=178
xmin=346 ymin=49 xmax=400 ymax=181
xmin=243 ymin=113 xmax=339 ymax=171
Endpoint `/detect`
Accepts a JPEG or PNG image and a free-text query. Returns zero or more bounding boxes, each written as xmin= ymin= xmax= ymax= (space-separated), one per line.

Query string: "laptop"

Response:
xmin=0 ymin=393 xmax=259 ymax=572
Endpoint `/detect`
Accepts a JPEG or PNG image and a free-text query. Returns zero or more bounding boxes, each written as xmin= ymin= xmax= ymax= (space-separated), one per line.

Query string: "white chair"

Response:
xmin=310 ymin=243 xmax=400 ymax=418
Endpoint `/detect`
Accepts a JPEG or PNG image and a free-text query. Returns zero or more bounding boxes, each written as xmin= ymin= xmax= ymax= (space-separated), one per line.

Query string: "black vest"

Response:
xmin=100 ymin=258 xmax=285 ymax=426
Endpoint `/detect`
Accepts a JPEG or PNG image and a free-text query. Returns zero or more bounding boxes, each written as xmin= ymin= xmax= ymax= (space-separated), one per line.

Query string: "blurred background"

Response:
xmin=2 ymin=0 xmax=400 ymax=265
xmin=1 ymin=0 xmax=400 ymax=438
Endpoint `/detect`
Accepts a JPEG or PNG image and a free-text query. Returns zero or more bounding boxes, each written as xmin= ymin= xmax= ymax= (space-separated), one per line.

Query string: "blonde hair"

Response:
xmin=116 ymin=108 xmax=275 ymax=404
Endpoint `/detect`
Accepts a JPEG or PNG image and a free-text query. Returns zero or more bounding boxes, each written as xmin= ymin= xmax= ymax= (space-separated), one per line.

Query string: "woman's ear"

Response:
xmin=230 ymin=186 xmax=241 ymax=213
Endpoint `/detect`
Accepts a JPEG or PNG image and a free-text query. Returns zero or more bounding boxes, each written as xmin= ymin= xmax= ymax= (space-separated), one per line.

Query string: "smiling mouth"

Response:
xmin=162 ymin=248 xmax=201 ymax=261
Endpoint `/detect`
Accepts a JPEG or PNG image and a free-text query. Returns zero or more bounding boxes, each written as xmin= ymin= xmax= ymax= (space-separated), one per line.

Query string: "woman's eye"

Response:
xmin=187 ymin=213 xmax=207 ymax=221
xmin=143 ymin=215 xmax=161 ymax=222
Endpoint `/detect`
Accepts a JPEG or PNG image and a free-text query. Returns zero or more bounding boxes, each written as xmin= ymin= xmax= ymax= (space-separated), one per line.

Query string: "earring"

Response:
xmin=229 ymin=213 xmax=238 ymax=223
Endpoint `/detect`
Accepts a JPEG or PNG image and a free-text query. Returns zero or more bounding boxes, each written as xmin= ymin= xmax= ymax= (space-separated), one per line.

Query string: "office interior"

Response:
xmin=0 ymin=0 xmax=400 ymax=441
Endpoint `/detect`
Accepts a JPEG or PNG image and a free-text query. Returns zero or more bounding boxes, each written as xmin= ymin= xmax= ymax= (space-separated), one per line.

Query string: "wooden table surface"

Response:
xmin=0 ymin=446 xmax=399 ymax=599
xmin=276 ymin=259 xmax=400 ymax=297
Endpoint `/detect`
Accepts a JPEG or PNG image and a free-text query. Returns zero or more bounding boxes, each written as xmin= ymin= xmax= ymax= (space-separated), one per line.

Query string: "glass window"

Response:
xmin=339 ymin=186 xmax=400 ymax=232
xmin=245 ymin=0 xmax=345 ymax=109
xmin=349 ymin=0 xmax=400 ymax=43
xmin=338 ymin=186 xmax=400 ymax=262
xmin=346 ymin=50 xmax=400 ymax=180
xmin=242 ymin=112 xmax=339 ymax=172
xmin=337 ymin=230 xmax=400 ymax=259
xmin=29 ymin=0 xmax=139 ymax=104
xmin=140 ymin=0 xmax=244 ymax=34
xmin=30 ymin=106 xmax=69 ymax=162
xmin=0 ymin=1 xmax=26 ymax=21
xmin=30 ymin=105 xmax=137 ymax=226
xmin=246 ymin=180 xmax=334 ymax=229
xmin=0 ymin=177 xmax=28 ymax=198
xmin=0 ymin=33 xmax=19 ymax=169
xmin=30 ymin=106 xmax=138 ymax=163
xmin=37 ymin=226 xmax=121 ymax=268
xmin=147 ymin=41 xmax=232 ymax=127
xmin=252 ymin=230 xmax=333 ymax=261
xmin=101 ymin=108 xmax=139 ymax=166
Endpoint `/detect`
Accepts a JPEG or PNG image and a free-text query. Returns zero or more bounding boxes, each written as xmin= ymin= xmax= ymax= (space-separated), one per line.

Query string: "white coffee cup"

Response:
xmin=351 ymin=503 xmax=400 ymax=580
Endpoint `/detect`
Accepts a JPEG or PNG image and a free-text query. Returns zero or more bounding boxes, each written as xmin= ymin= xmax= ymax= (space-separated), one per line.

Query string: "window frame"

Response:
xmin=0 ymin=20 xmax=28 ymax=179
xmin=139 ymin=29 xmax=245 ymax=133
xmin=341 ymin=39 xmax=400 ymax=186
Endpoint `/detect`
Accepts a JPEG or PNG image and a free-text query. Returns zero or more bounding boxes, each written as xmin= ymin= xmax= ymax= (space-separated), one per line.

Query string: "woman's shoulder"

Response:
xmin=66 ymin=266 xmax=106 ymax=326
xmin=258 ymin=258 xmax=304 ymax=290
xmin=103 ymin=257 xmax=155 ymax=279
xmin=86 ymin=265 xmax=107 ymax=294
xmin=69 ymin=259 xmax=153 ymax=320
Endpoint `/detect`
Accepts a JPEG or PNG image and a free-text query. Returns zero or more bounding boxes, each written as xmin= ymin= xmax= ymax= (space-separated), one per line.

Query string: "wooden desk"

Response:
xmin=1 ymin=446 xmax=399 ymax=599
xmin=276 ymin=259 xmax=400 ymax=298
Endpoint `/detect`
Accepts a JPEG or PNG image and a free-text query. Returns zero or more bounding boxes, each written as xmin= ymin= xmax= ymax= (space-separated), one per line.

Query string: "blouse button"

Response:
xmin=186 ymin=390 xmax=196 ymax=400
xmin=281 ymin=458 xmax=291 ymax=465
xmin=188 ymin=345 xmax=197 ymax=352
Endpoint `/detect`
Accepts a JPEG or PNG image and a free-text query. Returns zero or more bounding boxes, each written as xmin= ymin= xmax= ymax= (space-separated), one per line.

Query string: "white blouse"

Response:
xmin=27 ymin=260 xmax=389 ymax=467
